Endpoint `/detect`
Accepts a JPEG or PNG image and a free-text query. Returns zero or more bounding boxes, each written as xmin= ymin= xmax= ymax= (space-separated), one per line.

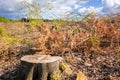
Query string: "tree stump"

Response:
xmin=17 ymin=55 xmax=63 ymax=80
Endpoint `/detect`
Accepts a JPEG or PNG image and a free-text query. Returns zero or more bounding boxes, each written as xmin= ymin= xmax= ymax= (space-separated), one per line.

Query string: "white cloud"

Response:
xmin=0 ymin=0 xmax=24 ymax=19
xmin=0 ymin=0 xmax=89 ymax=19
xmin=102 ymin=0 xmax=120 ymax=8
xmin=40 ymin=0 xmax=88 ymax=19
xmin=74 ymin=4 xmax=81 ymax=9
xmin=20 ymin=0 xmax=33 ymax=4
xmin=78 ymin=6 xmax=103 ymax=15
xmin=102 ymin=0 xmax=120 ymax=14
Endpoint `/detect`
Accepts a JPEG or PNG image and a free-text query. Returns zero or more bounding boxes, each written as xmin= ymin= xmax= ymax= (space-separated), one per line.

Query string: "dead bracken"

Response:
xmin=0 ymin=13 xmax=120 ymax=80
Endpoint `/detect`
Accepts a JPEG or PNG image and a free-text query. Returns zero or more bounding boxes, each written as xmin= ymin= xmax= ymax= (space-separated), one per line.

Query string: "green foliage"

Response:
xmin=104 ymin=16 xmax=111 ymax=22
xmin=0 ymin=26 xmax=8 ymax=37
xmin=10 ymin=38 xmax=22 ymax=46
xmin=52 ymin=19 xmax=63 ymax=29
xmin=116 ymin=52 xmax=120 ymax=60
xmin=82 ymin=12 xmax=96 ymax=22
xmin=21 ymin=38 xmax=34 ymax=48
xmin=116 ymin=48 xmax=120 ymax=60
xmin=87 ymin=35 xmax=100 ymax=47
xmin=60 ymin=62 xmax=67 ymax=72
xmin=21 ymin=0 xmax=41 ymax=19
xmin=6 ymin=36 xmax=13 ymax=44
xmin=50 ymin=73 xmax=60 ymax=80
xmin=31 ymin=19 xmax=43 ymax=27
xmin=0 ymin=16 xmax=12 ymax=22
xmin=0 ymin=26 xmax=13 ymax=44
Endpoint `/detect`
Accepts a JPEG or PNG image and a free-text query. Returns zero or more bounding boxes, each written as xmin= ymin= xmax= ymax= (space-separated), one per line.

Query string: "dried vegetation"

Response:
xmin=0 ymin=14 xmax=120 ymax=80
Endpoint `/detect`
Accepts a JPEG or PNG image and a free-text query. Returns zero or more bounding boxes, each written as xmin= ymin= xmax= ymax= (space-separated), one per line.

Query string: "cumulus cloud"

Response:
xmin=0 ymin=0 xmax=89 ymax=19
xmin=0 ymin=0 xmax=120 ymax=19
xmin=102 ymin=0 xmax=120 ymax=14
xmin=102 ymin=0 xmax=120 ymax=8
xmin=78 ymin=6 xmax=103 ymax=15
xmin=40 ymin=0 xmax=88 ymax=19
xmin=0 ymin=0 xmax=28 ymax=19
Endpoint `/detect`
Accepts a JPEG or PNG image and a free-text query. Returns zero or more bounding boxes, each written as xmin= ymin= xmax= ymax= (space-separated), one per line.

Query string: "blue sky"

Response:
xmin=83 ymin=0 xmax=102 ymax=7
xmin=0 ymin=0 xmax=120 ymax=19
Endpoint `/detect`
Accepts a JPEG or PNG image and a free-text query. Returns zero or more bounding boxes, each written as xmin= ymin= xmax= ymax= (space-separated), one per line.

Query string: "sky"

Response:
xmin=0 ymin=0 xmax=120 ymax=19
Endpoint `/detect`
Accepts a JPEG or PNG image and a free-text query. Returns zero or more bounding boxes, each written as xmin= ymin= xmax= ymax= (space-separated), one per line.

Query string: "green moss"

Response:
xmin=50 ymin=73 xmax=60 ymax=80
xmin=60 ymin=62 xmax=67 ymax=72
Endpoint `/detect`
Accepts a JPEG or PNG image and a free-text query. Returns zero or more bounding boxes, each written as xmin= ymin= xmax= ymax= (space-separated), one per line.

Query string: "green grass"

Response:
xmin=0 ymin=26 xmax=13 ymax=44
xmin=0 ymin=26 xmax=8 ymax=37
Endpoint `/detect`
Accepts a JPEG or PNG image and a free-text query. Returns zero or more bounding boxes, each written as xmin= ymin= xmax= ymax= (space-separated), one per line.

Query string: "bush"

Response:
xmin=0 ymin=16 xmax=12 ymax=22
xmin=86 ymin=35 xmax=100 ymax=47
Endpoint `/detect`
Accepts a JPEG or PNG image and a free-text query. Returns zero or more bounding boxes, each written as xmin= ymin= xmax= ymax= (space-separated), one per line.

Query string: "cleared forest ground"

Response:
xmin=0 ymin=14 xmax=120 ymax=80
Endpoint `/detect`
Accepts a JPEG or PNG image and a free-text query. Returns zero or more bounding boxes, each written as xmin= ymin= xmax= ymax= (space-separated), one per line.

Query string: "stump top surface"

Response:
xmin=21 ymin=55 xmax=63 ymax=63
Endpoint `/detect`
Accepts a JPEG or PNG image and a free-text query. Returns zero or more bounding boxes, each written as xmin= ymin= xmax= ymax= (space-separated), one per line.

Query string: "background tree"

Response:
xmin=20 ymin=0 xmax=42 ymax=19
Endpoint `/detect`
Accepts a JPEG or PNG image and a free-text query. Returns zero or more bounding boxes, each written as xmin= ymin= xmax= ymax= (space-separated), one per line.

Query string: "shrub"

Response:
xmin=0 ymin=16 xmax=11 ymax=22
xmin=86 ymin=35 xmax=100 ymax=47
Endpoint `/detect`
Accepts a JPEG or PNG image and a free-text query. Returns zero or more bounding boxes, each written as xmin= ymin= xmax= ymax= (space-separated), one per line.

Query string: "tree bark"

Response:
xmin=17 ymin=55 xmax=63 ymax=80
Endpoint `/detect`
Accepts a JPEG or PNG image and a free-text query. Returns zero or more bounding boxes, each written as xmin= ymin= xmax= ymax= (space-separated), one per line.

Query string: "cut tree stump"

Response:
xmin=17 ymin=55 xmax=63 ymax=80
